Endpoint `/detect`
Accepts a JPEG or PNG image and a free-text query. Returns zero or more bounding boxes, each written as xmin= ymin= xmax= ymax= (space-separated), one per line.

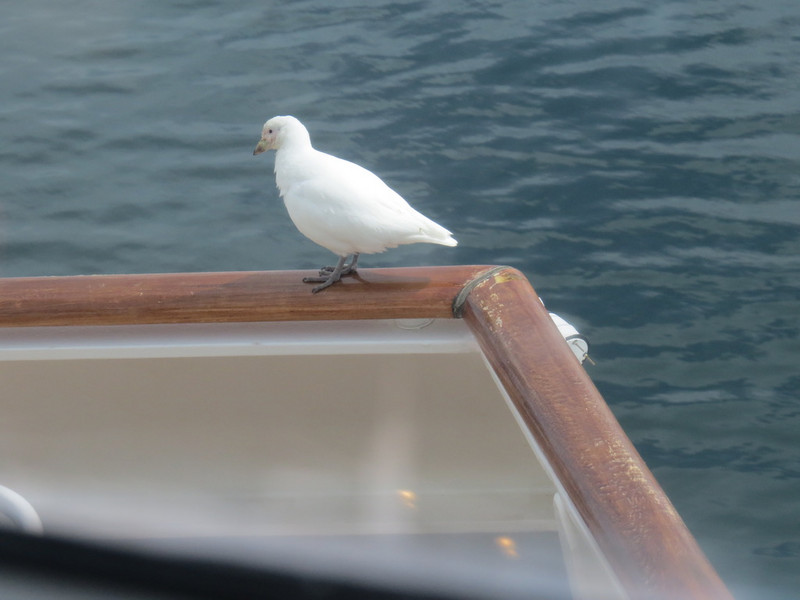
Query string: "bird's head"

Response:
xmin=253 ymin=115 xmax=310 ymax=155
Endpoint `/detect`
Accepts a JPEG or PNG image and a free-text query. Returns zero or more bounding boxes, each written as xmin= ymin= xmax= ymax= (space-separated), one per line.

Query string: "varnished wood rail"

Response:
xmin=458 ymin=267 xmax=733 ymax=600
xmin=0 ymin=266 xmax=733 ymax=599
xmin=0 ymin=266 xmax=488 ymax=326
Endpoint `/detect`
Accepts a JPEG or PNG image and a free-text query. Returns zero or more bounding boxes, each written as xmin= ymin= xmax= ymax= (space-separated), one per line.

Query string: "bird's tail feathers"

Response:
xmin=433 ymin=233 xmax=458 ymax=247
xmin=410 ymin=224 xmax=458 ymax=247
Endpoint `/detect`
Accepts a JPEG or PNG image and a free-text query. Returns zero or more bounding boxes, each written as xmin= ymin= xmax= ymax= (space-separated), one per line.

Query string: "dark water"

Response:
xmin=2 ymin=1 xmax=799 ymax=597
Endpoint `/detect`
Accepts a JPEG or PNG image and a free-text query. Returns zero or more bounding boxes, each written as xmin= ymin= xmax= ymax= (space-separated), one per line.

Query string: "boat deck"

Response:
xmin=2 ymin=318 xmax=579 ymax=598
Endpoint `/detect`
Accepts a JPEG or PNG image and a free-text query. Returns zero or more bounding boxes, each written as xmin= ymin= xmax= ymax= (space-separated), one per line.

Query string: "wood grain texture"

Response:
xmin=0 ymin=266 xmax=493 ymax=327
xmin=460 ymin=267 xmax=733 ymax=600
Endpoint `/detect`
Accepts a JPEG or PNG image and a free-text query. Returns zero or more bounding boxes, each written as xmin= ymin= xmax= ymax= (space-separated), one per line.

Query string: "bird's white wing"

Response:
xmin=310 ymin=151 xmax=455 ymax=238
xmin=278 ymin=148 xmax=455 ymax=255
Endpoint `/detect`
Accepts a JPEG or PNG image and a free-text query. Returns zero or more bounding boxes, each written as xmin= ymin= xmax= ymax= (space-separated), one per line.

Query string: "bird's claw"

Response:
xmin=304 ymin=254 xmax=359 ymax=293
xmin=303 ymin=274 xmax=339 ymax=293
xmin=310 ymin=278 xmax=338 ymax=293
xmin=317 ymin=265 xmax=357 ymax=277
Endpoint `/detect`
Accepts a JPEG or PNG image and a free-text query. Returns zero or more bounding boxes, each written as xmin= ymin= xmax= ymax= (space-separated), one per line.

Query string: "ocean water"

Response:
xmin=1 ymin=1 xmax=799 ymax=598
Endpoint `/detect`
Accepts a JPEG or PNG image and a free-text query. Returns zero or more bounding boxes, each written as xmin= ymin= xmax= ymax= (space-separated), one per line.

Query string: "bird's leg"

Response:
xmin=341 ymin=253 xmax=359 ymax=276
xmin=317 ymin=253 xmax=359 ymax=277
xmin=303 ymin=255 xmax=348 ymax=293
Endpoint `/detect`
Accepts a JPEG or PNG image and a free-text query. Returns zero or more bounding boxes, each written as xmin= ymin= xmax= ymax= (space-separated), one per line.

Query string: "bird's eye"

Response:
xmin=268 ymin=129 xmax=273 ymax=134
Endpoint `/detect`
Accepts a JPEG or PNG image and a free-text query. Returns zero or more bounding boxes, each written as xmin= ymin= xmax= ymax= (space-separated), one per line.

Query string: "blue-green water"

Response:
xmin=2 ymin=1 xmax=799 ymax=597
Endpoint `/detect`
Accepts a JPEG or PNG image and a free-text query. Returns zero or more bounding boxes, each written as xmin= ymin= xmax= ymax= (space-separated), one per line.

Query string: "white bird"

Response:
xmin=253 ymin=115 xmax=457 ymax=292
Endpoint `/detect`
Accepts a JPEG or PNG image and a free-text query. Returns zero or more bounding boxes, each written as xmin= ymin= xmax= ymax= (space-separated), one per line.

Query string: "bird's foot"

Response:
xmin=316 ymin=265 xmax=357 ymax=277
xmin=304 ymin=269 xmax=349 ymax=292
xmin=316 ymin=254 xmax=359 ymax=277
xmin=303 ymin=274 xmax=333 ymax=283
xmin=304 ymin=255 xmax=360 ymax=293
xmin=304 ymin=255 xmax=352 ymax=293
xmin=316 ymin=265 xmax=340 ymax=275
xmin=304 ymin=269 xmax=357 ymax=292
xmin=340 ymin=263 xmax=358 ymax=276
xmin=304 ymin=274 xmax=340 ymax=293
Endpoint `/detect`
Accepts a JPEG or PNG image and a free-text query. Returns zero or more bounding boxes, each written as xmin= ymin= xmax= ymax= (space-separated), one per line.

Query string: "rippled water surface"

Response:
xmin=2 ymin=1 xmax=799 ymax=598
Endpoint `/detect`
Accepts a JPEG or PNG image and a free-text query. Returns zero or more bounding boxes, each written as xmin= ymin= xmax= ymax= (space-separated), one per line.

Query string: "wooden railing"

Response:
xmin=0 ymin=266 xmax=733 ymax=599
